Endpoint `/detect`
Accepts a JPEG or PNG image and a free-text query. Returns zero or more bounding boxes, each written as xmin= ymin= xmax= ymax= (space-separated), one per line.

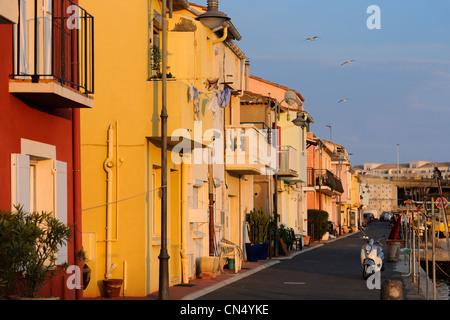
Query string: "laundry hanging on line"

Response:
xmin=218 ymin=88 xmax=232 ymax=108
xmin=207 ymin=89 xmax=219 ymax=115
xmin=189 ymin=85 xmax=201 ymax=120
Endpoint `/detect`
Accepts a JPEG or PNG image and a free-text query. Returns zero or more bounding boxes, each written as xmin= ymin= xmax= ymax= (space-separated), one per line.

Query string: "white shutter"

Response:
xmin=11 ymin=154 xmax=31 ymax=213
xmin=55 ymin=160 xmax=68 ymax=265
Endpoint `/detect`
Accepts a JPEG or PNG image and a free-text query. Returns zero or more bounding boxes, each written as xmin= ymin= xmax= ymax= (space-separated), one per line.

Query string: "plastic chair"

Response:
xmin=218 ymin=239 xmax=242 ymax=273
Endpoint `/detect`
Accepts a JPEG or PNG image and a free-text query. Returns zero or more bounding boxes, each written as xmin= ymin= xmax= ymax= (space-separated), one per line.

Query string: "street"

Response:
xmin=198 ymin=221 xmax=403 ymax=300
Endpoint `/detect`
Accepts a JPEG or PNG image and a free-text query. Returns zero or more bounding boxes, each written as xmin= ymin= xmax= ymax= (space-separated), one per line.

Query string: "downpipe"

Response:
xmin=104 ymin=124 xmax=116 ymax=279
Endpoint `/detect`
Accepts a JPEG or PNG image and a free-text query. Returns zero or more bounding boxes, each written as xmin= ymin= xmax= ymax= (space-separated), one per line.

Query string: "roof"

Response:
xmin=241 ymin=90 xmax=313 ymax=123
xmin=249 ymin=75 xmax=305 ymax=102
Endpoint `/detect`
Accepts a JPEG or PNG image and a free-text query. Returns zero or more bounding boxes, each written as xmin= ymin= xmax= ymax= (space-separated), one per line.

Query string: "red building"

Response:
xmin=0 ymin=0 xmax=93 ymax=299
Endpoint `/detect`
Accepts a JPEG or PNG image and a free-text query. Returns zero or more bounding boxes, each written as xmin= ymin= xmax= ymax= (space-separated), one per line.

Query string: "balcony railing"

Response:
xmin=278 ymin=145 xmax=298 ymax=177
xmin=10 ymin=0 xmax=93 ymax=95
xmin=307 ymin=168 xmax=344 ymax=194
xmin=225 ymin=124 xmax=276 ymax=175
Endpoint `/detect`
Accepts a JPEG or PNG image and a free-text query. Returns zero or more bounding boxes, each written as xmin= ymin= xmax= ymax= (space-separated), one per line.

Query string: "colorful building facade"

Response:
xmin=0 ymin=0 xmax=94 ymax=299
xmin=78 ymin=0 xmax=252 ymax=297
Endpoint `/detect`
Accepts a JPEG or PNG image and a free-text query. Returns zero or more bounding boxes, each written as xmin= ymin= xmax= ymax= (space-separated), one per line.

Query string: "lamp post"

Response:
xmin=158 ymin=0 xmax=171 ymax=301
xmin=195 ymin=0 xmax=228 ymax=257
xmin=272 ymin=91 xmax=305 ymax=256
xmin=397 ymin=144 xmax=400 ymax=179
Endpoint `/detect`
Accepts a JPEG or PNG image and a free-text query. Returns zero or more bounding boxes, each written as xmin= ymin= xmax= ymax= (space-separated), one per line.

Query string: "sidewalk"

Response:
xmin=146 ymin=236 xmax=343 ymax=300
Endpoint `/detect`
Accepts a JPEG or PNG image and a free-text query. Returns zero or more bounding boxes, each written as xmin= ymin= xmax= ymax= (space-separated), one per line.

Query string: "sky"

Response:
xmin=203 ymin=0 xmax=450 ymax=166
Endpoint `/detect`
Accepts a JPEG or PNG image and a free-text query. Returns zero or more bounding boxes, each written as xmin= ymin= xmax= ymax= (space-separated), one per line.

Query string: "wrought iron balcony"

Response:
xmin=307 ymin=167 xmax=344 ymax=195
xmin=9 ymin=0 xmax=93 ymax=108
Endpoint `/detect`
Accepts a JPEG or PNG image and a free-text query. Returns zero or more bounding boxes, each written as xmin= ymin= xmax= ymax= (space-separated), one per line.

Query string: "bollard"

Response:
xmin=388 ymin=242 xmax=401 ymax=262
xmin=380 ymin=280 xmax=403 ymax=300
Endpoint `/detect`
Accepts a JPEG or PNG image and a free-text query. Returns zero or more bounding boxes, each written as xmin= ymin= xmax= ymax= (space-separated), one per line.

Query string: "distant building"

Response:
xmin=353 ymin=161 xmax=450 ymax=214
xmin=353 ymin=161 xmax=450 ymax=180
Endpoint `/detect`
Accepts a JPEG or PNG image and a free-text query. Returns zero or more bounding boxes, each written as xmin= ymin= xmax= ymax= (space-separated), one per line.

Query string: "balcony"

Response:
xmin=306 ymin=168 xmax=344 ymax=195
xmin=225 ymin=124 xmax=276 ymax=175
xmin=278 ymin=145 xmax=298 ymax=177
xmin=9 ymin=0 xmax=93 ymax=109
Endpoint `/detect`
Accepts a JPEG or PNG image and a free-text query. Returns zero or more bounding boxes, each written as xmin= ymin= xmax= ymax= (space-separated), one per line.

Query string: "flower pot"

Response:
xmin=245 ymin=243 xmax=259 ymax=262
xmin=322 ymin=232 xmax=329 ymax=241
xmin=227 ymin=258 xmax=235 ymax=270
xmin=258 ymin=242 xmax=269 ymax=260
xmin=103 ymin=279 xmax=123 ymax=298
xmin=200 ymin=256 xmax=219 ymax=278
xmin=303 ymin=236 xmax=310 ymax=246
xmin=83 ymin=263 xmax=91 ymax=290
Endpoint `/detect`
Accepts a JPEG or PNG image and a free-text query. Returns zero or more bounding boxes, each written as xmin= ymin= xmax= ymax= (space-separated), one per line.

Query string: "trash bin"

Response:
xmin=388 ymin=242 xmax=401 ymax=262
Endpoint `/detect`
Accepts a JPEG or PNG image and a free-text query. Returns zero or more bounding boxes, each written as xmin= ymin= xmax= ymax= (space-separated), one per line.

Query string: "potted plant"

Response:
xmin=0 ymin=206 xmax=73 ymax=299
xmin=149 ymin=45 xmax=175 ymax=80
xmin=76 ymin=249 xmax=91 ymax=290
xmin=245 ymin=209 xmax=270 ymax=261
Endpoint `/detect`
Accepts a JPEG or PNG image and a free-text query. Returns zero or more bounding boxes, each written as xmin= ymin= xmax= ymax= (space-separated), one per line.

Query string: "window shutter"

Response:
xmin=55 ymin=160 xmax=68 ymax=265
xmin=11 ymin=153 xmax=31 ymax=212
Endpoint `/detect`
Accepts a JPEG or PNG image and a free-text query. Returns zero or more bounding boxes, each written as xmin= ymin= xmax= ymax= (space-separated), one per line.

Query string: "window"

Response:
xmin=152 ymin=168 xmax=161 ymax=237
xmin=148 ymin=9 xmax=162 ymax=79
xmin=192 ymin=187 xmax=199 ymax=209
xmin=11 ymin=153 xmax=68 ymax=265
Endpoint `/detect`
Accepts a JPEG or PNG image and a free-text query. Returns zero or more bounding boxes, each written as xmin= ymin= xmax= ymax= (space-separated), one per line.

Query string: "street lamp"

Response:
xmin=159 ymin=0 xmax=171 ymax=300
xmin=196 ymin=0 xmax=230 ymax=29
xmin=292 ymin=112 xmax=307 ymax=128
xmin=271 ymin=91 xmax=304 ymax=256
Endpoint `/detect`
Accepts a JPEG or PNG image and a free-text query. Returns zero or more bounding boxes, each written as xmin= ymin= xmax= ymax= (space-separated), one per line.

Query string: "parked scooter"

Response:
xmin=360 ymin=228 xmax=385 ymax=280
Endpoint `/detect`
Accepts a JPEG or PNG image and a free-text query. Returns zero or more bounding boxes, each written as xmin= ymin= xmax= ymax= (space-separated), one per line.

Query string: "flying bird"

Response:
xmin=338 ymin=98 xmax=349 ymax=103
xmin=305 ymin=36 xmax=320 ymax=41
xmin=340 ymin=60 xmax=356 ymax=66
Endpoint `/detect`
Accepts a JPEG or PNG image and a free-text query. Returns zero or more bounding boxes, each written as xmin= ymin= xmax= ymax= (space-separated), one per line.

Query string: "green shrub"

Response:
xmin=246 ymin=209 xmax=270 ymax=244
xmin=307 ymin=209 xmax=329 ymax=241
xmin=278 ymin=224 xmax=295 ymax=251
xmin=0 ymin=206 xmax=73 ymax=298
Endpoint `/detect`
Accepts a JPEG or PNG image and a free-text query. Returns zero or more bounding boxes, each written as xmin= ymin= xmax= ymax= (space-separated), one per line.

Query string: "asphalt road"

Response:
xmin=198 ymin=221 xmax=404 ymax=300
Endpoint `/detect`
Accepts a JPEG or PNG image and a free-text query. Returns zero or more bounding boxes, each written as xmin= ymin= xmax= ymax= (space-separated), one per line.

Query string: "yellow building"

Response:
xmin=79 ymin=0 xmax=251 ymax=297
xmin=241 ymin=75 xmax=313 ymax=236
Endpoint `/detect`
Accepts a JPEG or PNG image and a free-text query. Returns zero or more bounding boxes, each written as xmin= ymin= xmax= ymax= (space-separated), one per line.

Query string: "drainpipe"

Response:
xmin=103 ymin=124 xmax=115 ymax=279
xmin=72 ymin=108 xmax=83 ymax=300
xmin=245 ymin=60 xmax=250 ymax=92
xmin=180 ymin=158 xmax=189 ymax=283
xmin=213 ymin=26 xmax=228 ymax=45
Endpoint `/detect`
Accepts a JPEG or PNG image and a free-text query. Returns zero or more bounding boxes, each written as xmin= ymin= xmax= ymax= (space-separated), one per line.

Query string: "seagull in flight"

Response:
xmin=305 ymin=36 xmax=320 ymax=41
xmin=338 ymin=98 xmax=349 ymax=103
xmin=340 ymin=60 xmax=356 ymax=66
